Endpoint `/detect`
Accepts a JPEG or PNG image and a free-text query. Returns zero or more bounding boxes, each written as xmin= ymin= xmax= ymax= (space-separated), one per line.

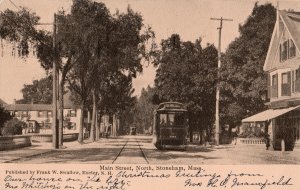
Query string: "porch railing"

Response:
xmin=237 ymin=138 xmax=265 ymax=145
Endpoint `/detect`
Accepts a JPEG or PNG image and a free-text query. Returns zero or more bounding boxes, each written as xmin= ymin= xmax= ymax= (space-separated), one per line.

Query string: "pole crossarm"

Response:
xmin=210 ymin=16 xmax=232 ymax=146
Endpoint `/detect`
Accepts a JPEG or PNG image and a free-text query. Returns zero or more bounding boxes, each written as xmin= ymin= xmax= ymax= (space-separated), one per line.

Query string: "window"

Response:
xmin=271 ymin=74 xmax=278 ymax=98
xmin=296 ymin=68 xmax=300 ymax=92
xmin=21 ymin=111 xmax=28 ymax=117
xmin=282 ymin=73 xmax=289 ymax=84
xmin=289 ymin=39 xmax=296 ymax=58
xmin=47 ymin=111 xmax=52 ymax=118
xmin=272 ymin=74 xmax=278 ymax=86
xmin=281 ymin=39 xmax=297 ymax=62
xmin=280 ymin=41 xmax=288 ymax=62
xmin=70 ymin=109 xmax=76 ymax=117
xmin=281 ymin=72 xmax=291 ymax=96
xmin=168 ymin=113 xmax=185 ymax=127
xmin=159 ymin=114 xmax=167 ymax=127
xmin=292 ymin=70 xmax=295 ymax=93
xmin=14 ymin=111 xmax=19 ymax=117
xmin=37 ymin=111 xmax=45 ymax=117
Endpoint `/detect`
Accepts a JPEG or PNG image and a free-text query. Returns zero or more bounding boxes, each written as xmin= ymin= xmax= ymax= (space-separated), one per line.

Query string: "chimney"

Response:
xmin=31 ymin=98 xmax=34 ymax=104
xmin=13 ymin=99 xmax=16 ymax=104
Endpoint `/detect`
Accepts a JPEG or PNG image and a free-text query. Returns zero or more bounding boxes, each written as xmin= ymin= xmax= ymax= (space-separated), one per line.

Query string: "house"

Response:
xmin=0 ymin=98 xmax=7 ymax=106
xmin=242 ymin=9 xmax=300 ymax=150
xmin=4 ymin=99 xmax=83 ymax=135
xmin=3 ymin=98 xmax=118 ymax=138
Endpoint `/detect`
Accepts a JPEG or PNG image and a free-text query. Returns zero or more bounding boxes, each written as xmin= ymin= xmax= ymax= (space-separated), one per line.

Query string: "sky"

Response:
xmin=0 ymin=0 xmax=300 ymax=104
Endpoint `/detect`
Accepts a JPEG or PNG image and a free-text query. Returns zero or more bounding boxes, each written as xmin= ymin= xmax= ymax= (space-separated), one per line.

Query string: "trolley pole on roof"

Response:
xmin=210 ymin=17 xmax=232 ymax=146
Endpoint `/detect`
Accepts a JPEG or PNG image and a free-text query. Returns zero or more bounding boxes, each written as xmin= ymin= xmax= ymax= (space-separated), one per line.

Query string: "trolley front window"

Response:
xmin=158 ymin=112 xmax=185 ymax=128
xmin=168 ymin=112 xmax=185 ymax=127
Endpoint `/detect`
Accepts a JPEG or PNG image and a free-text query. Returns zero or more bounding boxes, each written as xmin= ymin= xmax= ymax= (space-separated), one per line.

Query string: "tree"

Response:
xmin=63 ymin=1 xmax=155 ymax=142
xmin=154 ymin=34 xmax=218 ymax=143
xmin=17 ymin=75 xmax=52 ymax=104
xmin=133 ymin=86 xmax=157 ymax=134
xmin=219 ymin=3 xmax=276 ymax=128
xmin=2 ymin=118 xmax=24 ymax=136
xmin=0 ymin=1 xmax=155 ymax=144
xmin=0 ymin=105 xmax=12 ymax=135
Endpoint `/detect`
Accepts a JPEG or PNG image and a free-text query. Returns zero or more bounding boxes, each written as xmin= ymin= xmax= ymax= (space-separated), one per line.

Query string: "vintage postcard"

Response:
xmin=0 ymin=0 xmax=300 ymax=189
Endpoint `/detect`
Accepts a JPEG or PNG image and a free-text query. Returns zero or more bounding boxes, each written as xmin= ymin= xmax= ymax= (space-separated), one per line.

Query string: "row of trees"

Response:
xmin=0 ymin=0 xmax=155 ymax=145
xmin=128 ymin=3 xmax=276 ymax=143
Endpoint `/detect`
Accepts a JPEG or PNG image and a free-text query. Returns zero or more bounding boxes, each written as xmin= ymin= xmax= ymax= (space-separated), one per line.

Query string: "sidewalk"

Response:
xmin=0 ymin=140 xmax=92 ymax=163
xmin=0 ymin=137 xmax=130 ymax=163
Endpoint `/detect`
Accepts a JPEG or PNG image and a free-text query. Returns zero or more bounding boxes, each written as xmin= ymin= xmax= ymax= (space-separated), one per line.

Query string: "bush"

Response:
xmin=2 ymin=118 xmax=25 ymax=136
xmin=0 ymin=106 xmax=12 ymax=134
xmin=238 ymin=124 xmax=265 ymax=138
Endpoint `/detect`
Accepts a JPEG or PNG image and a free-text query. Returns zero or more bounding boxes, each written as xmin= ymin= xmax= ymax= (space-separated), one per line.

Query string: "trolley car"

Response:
xmin=152 ymin=102 xmax=188 ymax=150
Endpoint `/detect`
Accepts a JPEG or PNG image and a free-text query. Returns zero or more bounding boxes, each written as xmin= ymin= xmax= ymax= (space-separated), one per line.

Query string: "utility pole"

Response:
xmin=210 ymin=17 xmax=232 ymax=146
xmin=52 ymin=13 xmax=59 ymax=149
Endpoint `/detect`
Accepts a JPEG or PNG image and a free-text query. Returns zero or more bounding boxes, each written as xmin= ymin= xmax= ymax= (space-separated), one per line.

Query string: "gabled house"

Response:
xmin=0 ymin=98 xmax=7 ymax=106
xmin=3 ymin=96 xmax=116 ymax=138
xmin=4 ymin=100 xmax=82 ymax=135
xmin=242 ymin=9 xmax=300 ymax=150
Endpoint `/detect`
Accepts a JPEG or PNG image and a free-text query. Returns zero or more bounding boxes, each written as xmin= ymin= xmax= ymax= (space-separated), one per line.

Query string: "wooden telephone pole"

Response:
xmin=52 ymin=13 xmax=58 ymax=149
xmin=210 ymin=17 xmax=232 ymax=145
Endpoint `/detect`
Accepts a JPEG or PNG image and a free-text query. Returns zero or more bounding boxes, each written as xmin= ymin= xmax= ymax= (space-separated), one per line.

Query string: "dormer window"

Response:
xmin=280 ymin=41 xmax=288 ymax=62
xmin=280 ymin=39 xmax=296 ymax=62
xmin=289 ymin=39 xmax=296 ymax=58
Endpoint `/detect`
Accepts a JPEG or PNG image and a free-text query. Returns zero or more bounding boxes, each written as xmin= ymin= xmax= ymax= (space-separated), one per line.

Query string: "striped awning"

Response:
xmin=242 ymin=105 xmax=300 ymax=123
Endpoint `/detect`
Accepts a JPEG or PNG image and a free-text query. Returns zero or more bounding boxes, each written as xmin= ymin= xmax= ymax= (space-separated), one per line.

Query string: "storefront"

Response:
xmin=242 ymin=106 xmax=300 ymax=150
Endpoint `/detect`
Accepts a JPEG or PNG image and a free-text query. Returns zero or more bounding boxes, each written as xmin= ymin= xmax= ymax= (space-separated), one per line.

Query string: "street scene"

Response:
xmin=2 ymin=135 xmax=300 ymax=164
xmin=1 ymin=0 xmax=300 ymax=166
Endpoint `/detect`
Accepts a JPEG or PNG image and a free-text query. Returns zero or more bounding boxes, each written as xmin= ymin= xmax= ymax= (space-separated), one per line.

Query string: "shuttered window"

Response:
xmin=281 ymin=72 xmax=291 ymax=96
xmin=289 ymin=39 xmax=296 ymax=58
xmin=271 ymin=74 xmax=278 ymax=98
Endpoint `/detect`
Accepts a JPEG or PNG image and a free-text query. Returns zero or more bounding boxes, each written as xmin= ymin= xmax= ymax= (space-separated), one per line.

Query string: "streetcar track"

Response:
xmin=112 ymin=139 xmax=129 ymax=164
xmin=136 ymin=138 xmax=149 ymax=164
xmin=112 ymin=137 xmax=149 ymax=164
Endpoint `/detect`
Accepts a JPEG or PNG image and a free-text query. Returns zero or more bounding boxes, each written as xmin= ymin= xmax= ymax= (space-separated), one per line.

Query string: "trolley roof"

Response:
xmin=156 ymin=102 xmax=187 ymax=112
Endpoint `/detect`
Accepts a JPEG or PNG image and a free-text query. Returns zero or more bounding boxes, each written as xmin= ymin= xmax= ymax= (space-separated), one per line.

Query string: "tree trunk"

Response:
xmin=90 ymin=90 xmax=96 ymax=142
xmin=200 ymin=129 xmax=203 ymax=145
xmin=117 ymin=115 xmax=120 ymax=135
xmin=95 ymin=112 xmax=100 ymax=141
xmin=206 ymin=127 xmax=210 ymax=143
xmin=78 ymin=100 xmax=85 ymax=143
xmin=58 ymin=78 xmax=65 ymax=148
xmin=189 ymin=125 xmax=193 ymax=143
xmin=112 ymin=114 xmax=117 ymax=137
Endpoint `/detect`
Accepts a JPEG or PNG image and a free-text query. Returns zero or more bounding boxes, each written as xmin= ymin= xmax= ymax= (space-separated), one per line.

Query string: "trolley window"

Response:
xmin=169 ymin=112 xmax=185 ymax=127
xmin=159 ymin=114 xmax=167 ymax=127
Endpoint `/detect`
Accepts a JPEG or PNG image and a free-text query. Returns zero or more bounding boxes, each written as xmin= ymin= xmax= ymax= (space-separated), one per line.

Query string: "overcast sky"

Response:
xmin=0 ymin=0 xmax=300 ymax=104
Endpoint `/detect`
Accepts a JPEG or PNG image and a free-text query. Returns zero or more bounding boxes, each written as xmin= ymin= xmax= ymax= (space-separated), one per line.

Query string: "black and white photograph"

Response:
xmin=0 ymin=0 xmax=300 ymax=189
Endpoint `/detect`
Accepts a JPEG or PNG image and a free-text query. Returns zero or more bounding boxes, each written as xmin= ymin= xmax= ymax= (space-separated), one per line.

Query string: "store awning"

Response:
xmin=242 ymin=105 xmax=300 ymax=123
